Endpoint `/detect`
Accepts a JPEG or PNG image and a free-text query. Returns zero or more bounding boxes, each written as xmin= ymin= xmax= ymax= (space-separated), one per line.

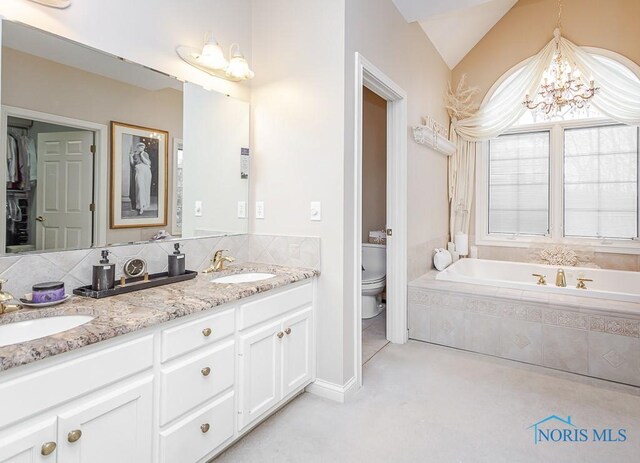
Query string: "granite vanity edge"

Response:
xmin=0 ymin=263 xmax=319 ymax=372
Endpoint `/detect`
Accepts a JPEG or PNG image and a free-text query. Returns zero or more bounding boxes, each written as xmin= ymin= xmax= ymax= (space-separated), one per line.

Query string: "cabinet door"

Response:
xmin=56 ymin=377 xmax=153 ymax=463
xmin=237 ymin=321 xmax=282 ymax=431
xmin=281 ymin=306 xmax=314 ymax=397
xmin=0 ymin=419 xmax=57 ymax=463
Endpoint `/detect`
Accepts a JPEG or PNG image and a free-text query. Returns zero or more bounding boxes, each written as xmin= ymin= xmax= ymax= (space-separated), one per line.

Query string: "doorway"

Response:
xmin=354 ymin=53 xmax=408 ymax=388
xmin=1 ymin=106 xmax=109 ymax=252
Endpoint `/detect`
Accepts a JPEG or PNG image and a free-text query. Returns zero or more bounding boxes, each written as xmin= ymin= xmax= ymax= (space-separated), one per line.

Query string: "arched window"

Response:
xmin=476 ymin=49 xmax=640 ymax=249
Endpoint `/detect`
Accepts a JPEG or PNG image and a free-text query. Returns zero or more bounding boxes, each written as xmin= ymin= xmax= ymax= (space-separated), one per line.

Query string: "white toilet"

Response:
xmin=362 ymin=243 xmax=386 ymax=319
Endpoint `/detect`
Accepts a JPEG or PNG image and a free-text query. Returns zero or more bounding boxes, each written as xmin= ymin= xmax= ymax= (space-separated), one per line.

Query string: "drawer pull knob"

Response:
xmin=277 ymin=331 xmax=284 ymax=339
xmin=202 ymin=328 xmax=212 ymax=337
xmin=284 ymin=327 xmax=292 ymax=335
xmin=67 ymin=429 xmax=82 ymax=443
xmin=201 ymin=367 xmax=211 ymax=376
xmin=201 ymin=423 xmax=210 ymax=433
xmin=41 ymin=442 xmax=57 ymax=456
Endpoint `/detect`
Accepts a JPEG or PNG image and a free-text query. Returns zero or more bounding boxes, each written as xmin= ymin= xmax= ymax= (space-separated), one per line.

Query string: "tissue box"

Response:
xmin=368 ymin=231 xmax=386 ymax=245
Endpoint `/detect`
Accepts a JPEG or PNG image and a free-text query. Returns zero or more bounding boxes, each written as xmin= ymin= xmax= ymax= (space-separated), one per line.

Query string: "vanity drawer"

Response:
xmin=160 ymin=390 xmax=234 ymax=463
xmin=0 ymin=335 xmax=153 ymax=429
xmin=239 ymin=282 xmax=313 ymax=330
xmin=161 ymin=308 xmax=235 ymax=362
xmin=160 ymin=339 xmax=235 ymax=425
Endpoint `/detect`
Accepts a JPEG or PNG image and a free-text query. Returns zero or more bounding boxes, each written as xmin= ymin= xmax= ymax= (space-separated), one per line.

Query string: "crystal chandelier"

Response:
xmin=523 ymin=1 xmax=599 ymax=119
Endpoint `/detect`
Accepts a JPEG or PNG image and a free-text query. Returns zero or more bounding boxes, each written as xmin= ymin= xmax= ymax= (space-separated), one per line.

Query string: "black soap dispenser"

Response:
xmin=168 ymin=243 xmax=185 ymax=277
xmin=92 ymin=250 xmax=115 ymax=291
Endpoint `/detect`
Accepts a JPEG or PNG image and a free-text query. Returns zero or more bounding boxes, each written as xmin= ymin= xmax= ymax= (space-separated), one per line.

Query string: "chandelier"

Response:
xmin=522 ymin=1 xmax=599 ymax=119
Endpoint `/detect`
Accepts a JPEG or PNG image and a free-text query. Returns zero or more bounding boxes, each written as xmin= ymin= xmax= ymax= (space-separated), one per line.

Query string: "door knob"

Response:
xmin=201 ymin=423 xmax=210 ymax=433
xmin=41 ymin=442 xmax=57 ymax=456
xmin=202 ymin=327 xmax=212 ymax=337
xmin=284 ymin=327 xmax=292 ymax=335
xmin=67 ymin=429 xmax=82 ymax=443
xmin=201 ymin=367 xmax=211 ymax=376
xmin=36 ymin=216 xmax=46 ymax=222
xmin=277 ymin=331 xmax=284 ymax=339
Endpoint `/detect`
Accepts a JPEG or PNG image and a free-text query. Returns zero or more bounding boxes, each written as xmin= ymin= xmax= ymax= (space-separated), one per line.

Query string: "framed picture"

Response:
xmin=110 ymin=121 xmax=168 ymax=229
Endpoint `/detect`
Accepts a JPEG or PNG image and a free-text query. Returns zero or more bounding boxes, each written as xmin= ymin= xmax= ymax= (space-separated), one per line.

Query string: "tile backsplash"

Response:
xmin=0 ymin=234 xmax=320 ymax=298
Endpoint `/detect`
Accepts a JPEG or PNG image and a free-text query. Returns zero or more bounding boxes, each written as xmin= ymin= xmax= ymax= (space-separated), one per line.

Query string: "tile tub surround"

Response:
xmin=0 ymin=263 xmax=319 ymax=372
xmin=408 ymin=272 xmax=640 ymax=386
xmin=0 ymin=234 xmax=321 ymax=299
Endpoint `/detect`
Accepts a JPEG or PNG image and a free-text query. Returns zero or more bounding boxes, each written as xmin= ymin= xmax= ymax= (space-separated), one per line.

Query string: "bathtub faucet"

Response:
xmin=555 ymin=269 xmax=566 ymax=287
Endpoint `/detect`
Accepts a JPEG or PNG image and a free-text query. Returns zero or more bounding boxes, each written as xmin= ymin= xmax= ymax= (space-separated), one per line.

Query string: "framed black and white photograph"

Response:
xmin=110 ymin=121 xmax=168 ymax=229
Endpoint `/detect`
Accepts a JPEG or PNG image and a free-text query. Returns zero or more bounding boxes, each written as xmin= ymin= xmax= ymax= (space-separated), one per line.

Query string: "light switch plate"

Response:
xmin=255 ymin=201 xmax=265 ymax=219
xmin=194 ymin=201 xmax=203 ymax=217
xmin=237 ymin=201 xmax=247 ymax=218
xmin=310 ymin=201 xmax=321 ymax=221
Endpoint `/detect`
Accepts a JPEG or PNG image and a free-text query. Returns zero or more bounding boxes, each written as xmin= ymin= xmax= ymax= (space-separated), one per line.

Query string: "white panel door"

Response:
xmin=56 ymin=377 xmax=153 ymax=463
xmin=281 ymin=306 xmax=314 ymax=397
xmin=36 ymin=131 xmax=93 ymax=251
xmin=0 ymin=418 xmax=57 ymax=463
xmin=237 ymin=320 xmax=282 ymax=431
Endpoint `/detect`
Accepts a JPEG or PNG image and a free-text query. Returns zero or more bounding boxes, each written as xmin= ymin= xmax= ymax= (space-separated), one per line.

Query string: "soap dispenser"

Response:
xmin=168 ymin=243 xmax=185 ymax=277
xmin=92 ymin=250 xmax=115 ymax=291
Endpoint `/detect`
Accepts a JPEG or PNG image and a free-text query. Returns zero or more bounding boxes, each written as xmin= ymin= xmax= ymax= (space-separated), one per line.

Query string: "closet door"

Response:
xmin=36 ymin=131 xmax=93 ymax=250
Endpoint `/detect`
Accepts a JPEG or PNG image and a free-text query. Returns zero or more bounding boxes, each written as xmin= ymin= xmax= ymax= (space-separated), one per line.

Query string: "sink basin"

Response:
xmin=0 ymin=315 xmax=95 ymax=347
xmin=211 ymin=272 xmax=277 ymax=284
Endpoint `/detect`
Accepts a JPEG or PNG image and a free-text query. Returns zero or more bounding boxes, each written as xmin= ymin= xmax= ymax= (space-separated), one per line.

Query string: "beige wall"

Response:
xmin=362 ymin=87 xmax=387 ymax=243
xmin=454 ymin=0 xmax=640 ymax=270
xmin=2 ymin=47 xmax=183 ymax=244
xmin=453 ymin=0 xmax=640 ymax=102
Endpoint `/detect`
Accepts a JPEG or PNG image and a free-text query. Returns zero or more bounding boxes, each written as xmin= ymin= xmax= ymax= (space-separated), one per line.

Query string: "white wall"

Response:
xmin=250 ymin=0 xmax=347 ymax=386
xmin=0 ymin=0 xmax=252 ymax=102
xmin=343 ymin=0 xmax=451 ymax=381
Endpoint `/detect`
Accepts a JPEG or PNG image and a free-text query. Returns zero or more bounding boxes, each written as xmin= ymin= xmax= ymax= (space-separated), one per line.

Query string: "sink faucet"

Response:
xmin=0 ymin=279 xmax=21 ymax=314
xmin=203 ymin=250 xmax=235 ymax=273
xmin=555 ymin=269 xmax=566 ymax=287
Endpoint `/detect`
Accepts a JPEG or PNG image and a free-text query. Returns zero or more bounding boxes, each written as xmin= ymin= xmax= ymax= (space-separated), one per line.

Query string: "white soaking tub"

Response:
xmin=436 ymin=258 xmax=640 ymax=304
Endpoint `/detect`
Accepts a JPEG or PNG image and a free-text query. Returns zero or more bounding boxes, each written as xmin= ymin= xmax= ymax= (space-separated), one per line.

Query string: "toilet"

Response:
xmin=362 ymin=243 xmax=386 ymax=319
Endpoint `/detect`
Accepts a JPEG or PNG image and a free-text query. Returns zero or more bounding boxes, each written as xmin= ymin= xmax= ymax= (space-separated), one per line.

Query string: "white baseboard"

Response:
xmin=306 ymin=376 xmax=358 ymax=403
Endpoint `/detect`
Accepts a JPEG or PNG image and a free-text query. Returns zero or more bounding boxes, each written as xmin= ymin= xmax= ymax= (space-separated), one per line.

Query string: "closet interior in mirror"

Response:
xmin=1 ymin=20 xmax=250 ymax=256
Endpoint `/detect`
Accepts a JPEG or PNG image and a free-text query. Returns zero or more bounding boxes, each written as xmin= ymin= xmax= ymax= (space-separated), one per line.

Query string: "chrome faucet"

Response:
xmin=555 ymin=269 xmax=566 ymax=287
xmin=203 ymin=250 xmax=235 ymax=273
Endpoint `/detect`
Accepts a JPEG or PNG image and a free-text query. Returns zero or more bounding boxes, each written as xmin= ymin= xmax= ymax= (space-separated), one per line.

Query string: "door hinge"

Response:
xmin=90 ymin=145 xmax=96 ymax=154
xmin=89 ymin=203 xmax=96 ymax=212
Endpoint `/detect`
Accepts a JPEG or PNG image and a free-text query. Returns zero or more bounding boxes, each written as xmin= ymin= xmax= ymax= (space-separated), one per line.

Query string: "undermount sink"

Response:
xmin=0 ymin=315 xmax=95 ymax=348
xmin=211 ymin=272 xmax=277 ymax=284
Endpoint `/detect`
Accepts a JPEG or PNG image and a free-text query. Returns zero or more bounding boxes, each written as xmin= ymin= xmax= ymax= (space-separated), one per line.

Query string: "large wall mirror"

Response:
xmin=0 ymin=20 xmax=249 ymax=255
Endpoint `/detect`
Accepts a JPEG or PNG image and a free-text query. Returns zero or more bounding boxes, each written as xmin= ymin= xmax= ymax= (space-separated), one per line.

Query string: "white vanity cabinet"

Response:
xmin=237 ymin=284 xmax=314 ymax=431
xmin=0 ymin=278 xmax=316 ymax=463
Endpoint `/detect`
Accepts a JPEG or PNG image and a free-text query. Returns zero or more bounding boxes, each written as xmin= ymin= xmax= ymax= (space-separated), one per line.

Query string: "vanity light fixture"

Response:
xmin=176 ymin=33 xmax=254 ymax=82
xmin=28 ymin=0 xmax=71 ymax=8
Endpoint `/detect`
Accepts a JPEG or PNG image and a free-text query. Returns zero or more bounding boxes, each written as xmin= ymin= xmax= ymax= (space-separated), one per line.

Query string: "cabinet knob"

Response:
xmin=67 ymin=429 xmax=82 ymax=443
xmin=202 ymin=328 xmax=212 ymax=337
xmin=41 ymin=441 xmax=57 ymax=456
xmin=201 ymin=367 xmax=211 ymax=377
xmin=201 ymin=423 xmax=210 ymax=433
xmin=277 ymin=331 xmax=284 ymax=339
xmin=284 ymin=327 xmax=292 ymax=335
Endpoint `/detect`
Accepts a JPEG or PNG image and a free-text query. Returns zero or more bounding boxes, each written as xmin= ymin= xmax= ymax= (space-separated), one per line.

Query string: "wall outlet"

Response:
xmin=237 ymin=201 xmax=247 ymax=218
xmin=255 ymin=201 xmax=265 ymax=219
xmin=194 ymin=201 xmax=203 ymax=217
xmin=310 ymin=201 xmax=321 ymax=221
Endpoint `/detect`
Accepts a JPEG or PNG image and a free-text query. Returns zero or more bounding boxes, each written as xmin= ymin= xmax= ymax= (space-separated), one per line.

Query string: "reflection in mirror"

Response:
xmin=1 ymin=21 xmax=249 ymax=256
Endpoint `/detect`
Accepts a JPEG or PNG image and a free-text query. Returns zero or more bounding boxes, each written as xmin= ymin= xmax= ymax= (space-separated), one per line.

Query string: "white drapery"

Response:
xmin=448 ymin=29 xmax=640 ymax=236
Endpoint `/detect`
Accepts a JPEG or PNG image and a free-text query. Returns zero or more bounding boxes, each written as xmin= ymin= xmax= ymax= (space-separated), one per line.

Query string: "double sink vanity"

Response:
xmin=0 ymin=262 xmax=318 ymax=462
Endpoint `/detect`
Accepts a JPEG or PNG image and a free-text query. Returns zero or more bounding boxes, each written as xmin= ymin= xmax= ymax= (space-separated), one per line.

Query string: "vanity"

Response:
xmin=0 ymin=265 xmax=317 ymax=462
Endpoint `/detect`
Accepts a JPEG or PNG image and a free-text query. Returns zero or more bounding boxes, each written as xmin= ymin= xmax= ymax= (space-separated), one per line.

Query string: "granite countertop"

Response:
xmin=0 ymin=263 xmax=319 ymax=372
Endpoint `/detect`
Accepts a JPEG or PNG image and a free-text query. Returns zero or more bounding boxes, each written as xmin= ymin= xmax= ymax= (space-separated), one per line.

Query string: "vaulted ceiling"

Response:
xmin=391 ymin=0 xmax=517 ymax=69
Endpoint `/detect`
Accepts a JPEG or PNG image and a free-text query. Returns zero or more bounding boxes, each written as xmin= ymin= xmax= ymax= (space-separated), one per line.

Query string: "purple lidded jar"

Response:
xmin=32 ymin=281 xmax=65 ymax=303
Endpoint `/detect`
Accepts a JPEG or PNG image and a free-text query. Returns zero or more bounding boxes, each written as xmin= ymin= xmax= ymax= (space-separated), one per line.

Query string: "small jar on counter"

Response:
xmin=32 ymin=281 xmax=65 ymax=303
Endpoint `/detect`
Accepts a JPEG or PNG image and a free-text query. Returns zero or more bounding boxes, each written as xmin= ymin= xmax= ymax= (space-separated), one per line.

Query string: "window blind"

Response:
xmin=488 ymin=131 xmax=550 ymax=235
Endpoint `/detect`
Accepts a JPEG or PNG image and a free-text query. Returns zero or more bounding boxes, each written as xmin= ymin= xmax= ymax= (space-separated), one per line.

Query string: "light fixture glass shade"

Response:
xmin=198 ymin=39 xmax=228 ymax=70
xmin=226 ymin=52 xmax=255 ymax=80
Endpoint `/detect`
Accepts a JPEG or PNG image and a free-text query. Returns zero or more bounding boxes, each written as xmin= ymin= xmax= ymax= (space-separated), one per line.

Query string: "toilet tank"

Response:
xmin=362 ymin=243 xmax=386 ymax=279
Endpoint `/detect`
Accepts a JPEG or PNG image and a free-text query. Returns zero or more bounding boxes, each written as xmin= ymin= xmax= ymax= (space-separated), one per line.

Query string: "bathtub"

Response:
xmin=436 ymin=258 xmax=640 ymax=304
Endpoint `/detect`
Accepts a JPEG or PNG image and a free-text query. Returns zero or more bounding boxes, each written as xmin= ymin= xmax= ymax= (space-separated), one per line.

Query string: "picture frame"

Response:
xmin=110 ymin=121 xmax=168 ymax=229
